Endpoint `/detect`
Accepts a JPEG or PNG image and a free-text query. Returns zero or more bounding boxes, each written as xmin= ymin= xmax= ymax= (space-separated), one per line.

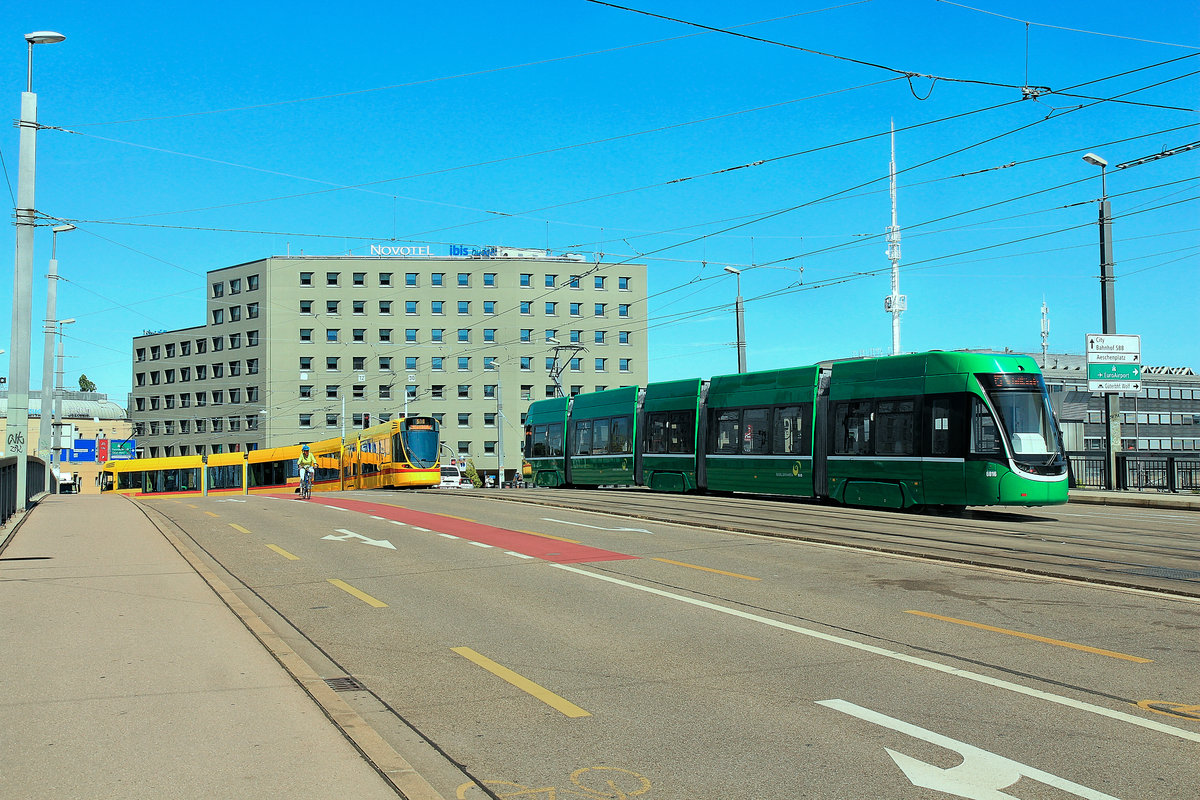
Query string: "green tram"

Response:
xmin=522 ymin=351 xmax=1068 ymax=510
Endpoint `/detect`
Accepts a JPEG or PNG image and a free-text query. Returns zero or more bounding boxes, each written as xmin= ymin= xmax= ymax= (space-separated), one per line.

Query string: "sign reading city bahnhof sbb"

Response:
xmin=1086 ymin=334 xmax=1142 ymax=393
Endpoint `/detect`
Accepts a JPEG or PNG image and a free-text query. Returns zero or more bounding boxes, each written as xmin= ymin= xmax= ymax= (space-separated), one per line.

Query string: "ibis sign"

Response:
xmin=1086 ymin=334 xmax=1141 ymax=392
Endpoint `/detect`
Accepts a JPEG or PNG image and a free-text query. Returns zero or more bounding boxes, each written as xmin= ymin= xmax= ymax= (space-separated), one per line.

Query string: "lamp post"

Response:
xmin=8 ymin=31 xmax=66 ymax=511
xmin=1083 ymin=152 xmax=1120 ymax=489
xmin=39 ymin=224 xmax=74 ymax=492
xmin=51 ymin=318 xmax=76 ymax=487
xmin=724 ymin=267 xmax=747 ymax=373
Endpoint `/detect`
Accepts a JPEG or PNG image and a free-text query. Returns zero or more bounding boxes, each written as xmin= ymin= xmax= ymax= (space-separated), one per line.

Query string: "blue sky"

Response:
xmin=3 ymin=0 xmax=1198 ymax=401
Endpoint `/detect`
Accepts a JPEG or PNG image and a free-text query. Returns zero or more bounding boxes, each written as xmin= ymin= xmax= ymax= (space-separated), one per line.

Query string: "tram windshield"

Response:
xmin=978 ymin=373 xmax=1065 ymax=474
xmin=400 ymin=419 xmax=440 ymax=468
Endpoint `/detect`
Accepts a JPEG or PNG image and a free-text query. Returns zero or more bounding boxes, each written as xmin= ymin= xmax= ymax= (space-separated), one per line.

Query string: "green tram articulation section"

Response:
xmin=522 ymin=351 xmax=1068 ymax=510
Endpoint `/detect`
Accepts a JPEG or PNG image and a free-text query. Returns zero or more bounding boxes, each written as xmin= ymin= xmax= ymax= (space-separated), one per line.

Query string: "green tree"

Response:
xmin=463 ymin=459 xmax=482 ymax=488
xmin=78 ymin=374 xmax=97 ymax=392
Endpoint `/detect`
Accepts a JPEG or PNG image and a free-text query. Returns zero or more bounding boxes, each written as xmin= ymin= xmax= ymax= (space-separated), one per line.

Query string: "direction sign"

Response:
xmin=1086 ymin=334 xmax=1141 ymax=393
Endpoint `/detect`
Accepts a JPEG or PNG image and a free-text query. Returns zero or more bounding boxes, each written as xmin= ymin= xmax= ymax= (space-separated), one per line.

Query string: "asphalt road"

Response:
xmin=139 ymin=489 xmax=1200 ymax=800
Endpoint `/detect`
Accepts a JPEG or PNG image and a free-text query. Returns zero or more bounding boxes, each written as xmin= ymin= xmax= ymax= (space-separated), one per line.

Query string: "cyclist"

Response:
xmin=298 ymin=444 xmax=317 ymax=497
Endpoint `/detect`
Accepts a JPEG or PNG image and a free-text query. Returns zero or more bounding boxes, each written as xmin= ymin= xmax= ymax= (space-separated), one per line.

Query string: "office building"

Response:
xmin=129 ymin=251 xmax=648 ymax=481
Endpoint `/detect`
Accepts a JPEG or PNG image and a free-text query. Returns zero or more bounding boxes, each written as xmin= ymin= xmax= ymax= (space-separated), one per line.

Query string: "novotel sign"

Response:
xmin=370 ymin=244 xmax=433 ymax=256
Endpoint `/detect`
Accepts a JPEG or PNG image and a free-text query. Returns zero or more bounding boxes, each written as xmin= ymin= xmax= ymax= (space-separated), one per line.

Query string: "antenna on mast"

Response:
xmin=1041 ymin=298 xmax=1050 ymax=367
xmin=884 ymin=120 xmax=906 ymax=355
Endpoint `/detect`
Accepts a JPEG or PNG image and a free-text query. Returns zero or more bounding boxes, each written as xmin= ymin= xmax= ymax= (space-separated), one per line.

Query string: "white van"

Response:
xmin=439 ymin=465 xmax=473 ymax=488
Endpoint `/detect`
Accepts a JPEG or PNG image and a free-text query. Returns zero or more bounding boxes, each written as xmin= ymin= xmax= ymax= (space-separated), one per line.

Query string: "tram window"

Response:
xmin=969 ymin=397 xmax=1002 ymax=455
xmin=574 ymin=420 xmax=593 ymax=456
xmin=609 ymin=416 xmax=633 ymax=454
xmin=875 ymin=400 xmax=916 ymax=456
xmin=547 ymin=423 xmax=564 ymax=457
xmin=249 ymin=460 xmax=290 ymax=488
xmin=530 ymin=425 xmax=549 ymax=457
xmin=834 ymin=402 xmax=872 ymax=455
xmin=118 ymin=471 xmax=142 ymax=491
xmin=742 ymin=408 xmax=771 ymax=455
xmin=669 ymin=411 xmax=695 ymax=454
xmin=711 ymin=409 xmax=740 ymax=454
xmin=646 ymin=413 xmax=668 ymax=453
xmin=206 ymin=465 xmax=242 ymax=490
xmin=592 ymin=419 xmax=611 ymax=454
xmin=930 ymin=399 xmax=952 ymax=455
xmin=772 ymin=406 xmax=809 ymax=455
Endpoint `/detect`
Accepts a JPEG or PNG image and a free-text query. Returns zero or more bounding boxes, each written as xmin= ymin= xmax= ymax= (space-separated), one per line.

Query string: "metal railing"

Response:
xmin=1 ymin=456 xmax=48 ymax=526
xmin=1067 ymin=452 xmax=1200 ymax=492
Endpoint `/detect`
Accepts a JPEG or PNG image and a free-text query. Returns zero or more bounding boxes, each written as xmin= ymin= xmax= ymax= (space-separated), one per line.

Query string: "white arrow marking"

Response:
xmin=817 ymin=699 xmax=1121 ymax=800
xmin=542 ymin=518 xmax=652 ymax=533
xmin=322 ymin=528 xmax=396 ymax=550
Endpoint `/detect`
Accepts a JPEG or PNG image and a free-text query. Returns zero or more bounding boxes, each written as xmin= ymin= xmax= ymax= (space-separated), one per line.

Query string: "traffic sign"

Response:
xmin=1086 ymin=334 xmax=1141 ymax=393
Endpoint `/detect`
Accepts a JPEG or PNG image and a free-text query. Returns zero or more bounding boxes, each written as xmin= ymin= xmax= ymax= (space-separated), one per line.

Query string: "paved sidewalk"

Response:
xmin=1069 ymin=488 xmax=1200 ymax=511
xmin=0 ymin=494 xmax=437 ymax=800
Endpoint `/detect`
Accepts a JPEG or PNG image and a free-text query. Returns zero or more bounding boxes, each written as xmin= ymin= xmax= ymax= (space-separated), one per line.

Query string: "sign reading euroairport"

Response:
xmin=1086 ymin=334 xmax=1141 ymax=392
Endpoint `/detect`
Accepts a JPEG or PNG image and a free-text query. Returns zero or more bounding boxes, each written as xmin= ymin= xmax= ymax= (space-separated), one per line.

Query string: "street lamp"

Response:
xmin=39 ymin=224 xmax=74 ymax=491
xmin=724 ymin=267 xmax=747 ymax=373
xmin=8 ymin=30 xmax=66 ymax=512
xmin=1083 ymin=152 xmax=1120 ymax=489
xmin=50 ymin=318 xmax=76 ymax=487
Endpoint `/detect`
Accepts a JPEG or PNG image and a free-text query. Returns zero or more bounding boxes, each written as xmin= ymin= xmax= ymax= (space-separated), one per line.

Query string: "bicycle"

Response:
xmin=299 ymin=469 xmax=312 ymax=500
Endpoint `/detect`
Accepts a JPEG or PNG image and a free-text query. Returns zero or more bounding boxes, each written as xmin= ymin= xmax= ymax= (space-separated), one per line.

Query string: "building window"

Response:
xmin=595 ymin=276 xmax=605 ymax=289
xmin=545 ymin=274 xmax=556 ymax=288
xmin=353 ymin=356 xmax=366 ymax=371
xmin=570 ymin=330 xmax=581 ymax=344
xmin=327 ymin=357 xmax=339 ymax=371
xmin=570 ymin=303 xmax=581 ymax=317
xmin=406 ymin=329 xmax=418 ymax=343
xmin=299 ymin=414 xmax=313 ymax=428
xmin=380 ymin=272 xmax=393 ymax=287
xmin=405 ymin=356 xmax=418 ymax=370
xmin=326 ymin=300 xmax=339 ymax=314
xmin=619 ymin=331 xmax=630 ymax=344
xmin=299 ymin=356 xmax=313 ymax=371
xmin=229 ymin=278 xmax=241 ymax=295
xmin=484 ymin=384 xmax=496 ymax=399
xmin=484 ymin=357 xmax=497 ymax=371
xmin=248 ymin=330 xmax=259 ymax=346
xmin=618 ymin=304 xmax=630 ymax=317
xmin=379 ymin=356 xmax=393 ymax=371
xmin=353 ymin=328 xmax=366 ymax=343
xmin=300 ymin=385 xmax=313 ymax=399
xmin=212 ymin=309 xmax=224 ymax=325
xmin=380 ymin=385 xmax=392 ymax=400
xmin=595 ymin=331 xmax=605 ymax=344
xmin=457 ymin=273 xmax=470 ymax=287
xmin=521 ymin=385 xmax=532 ymax=400
xmin=380 ymin=300 xmax=393 ymax=315
xmin=247 ymin=302 xmax=259 ymax=319
xmin=432 ymin=272 xmax=444 ymax=286
xmin=327 ymin=272 xmax=339 ymax=287
xmin=569 ymin=275 xmax=580 ymax=289
xmin=300 ymin=272 xmax=313 ymax=287
xmin=405 ymin=272 xmax=418 ymax=287
xmin=458 ymin=356 xmax=470 ymax=370
xmin=247 ymin=359 xmax=258 ymax=375
xmin=484 ymin=329 xmax=496 ymax=342
xmin=545 ymin=330 xmax=557 ymax=342
xmin=520 ymin=301 xmax=532 ymax=315
xmin=247 ymin=274 xmax=259 ymax=291
xmin=483 ymin=300 xmax=496 ymax=315
xmin=619 ymin=277 xmax=630 ymax=290
xmin=521 ymin=357 xmax=532 ymax=370
xmin=457 ymin=441 xmax=471 ymax=456
xmin=300 ymin=300 xmax=313 ymax=315
xmin=620 ymin=358 xmax=631 ymax=372
xmin=595 ymin=303 xmax=606 ymax=316
xmin=546 ymin=302 xmax=557 ymax=315
xmin=431 ymin=300 xmax=444 ymax=315
xmin=379 ymin=329 xmax=392 ymax=343
xmin=458 ymin=301 xmax=470 ymax=315
xmin=458 ymin=329 xmax=470 ymax=343
xmin=406 ymin=300 xmax=418 ymax=315
xmin=458 ymin=385 xmax=471 ymax=399
xmin=353 ymin=300 xmax=366 ymax=315
xmin=327 ymin=329 xmax=339 ymax=343
xmin=520 ymin=273 xmax=532 ymax=287
xmin=327 ymin=385 xmax=339 ymax=399
xmin=521 ymin=329 xmax=532 ymax=342
xmin=353 ymin=272 xmax=366 ymax=287
xmin=458 ymin=413 xmax=471 ymax=427
xmin=483 ymin=273 xmax=496 ymax=287
xmin=327 ymin=414 xmax=339 ymax=428
xmin=353 ymin=384 xmax=365 ymax=400
xmin=431 ymin=329 xmax=444 ymax=342
xmin=432 ymin=356 xmax=444 ymax=371
xmin=432 ymin=385 xmax=445 ymax=399
xmin=212 ymin=282 xmax=224 ymax=298
xmin=596 ymin=358 xmax=607 ymax=371
xmin=570 ymin=358 xmax=581 ymax=372
xmin=229 ymin=306 xmax=241 ymax=323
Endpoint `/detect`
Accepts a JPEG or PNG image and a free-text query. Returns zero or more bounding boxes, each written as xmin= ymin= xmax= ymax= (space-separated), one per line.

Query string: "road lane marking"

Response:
xmin=506 ymin=552 xmax=535 ymax=559
xmin=327 ymin=579 xmax=388 ymax=608
xmin=1137 ymin=700 xmax=1200 ymax=720
xmin=452 ymin=647 xmax=590 ymax=718
xmin=324 ymin=529 xmax=396 ymax=550
xmin=519 ymin=529 xmax=582 ymax=544
xmin=439 ymin=533 xmax=460 ymax=539
xmin=443 ymin=514 xmax=476 ymax=522
xmin=266 ymin=544 xmax=300 ymax=560
xmin=229 ymin=523 xmax=251 ymax=534
xmin=651 ymin=557 xmax=760 ymax=581
xmin=818 ymin=699 xmax=1119 ymax=800
xmin=470 ymin=542 xmax=493 ymax=549
xmin=905 ymin=610 xmax=1151 ymax=663
xmin=389 ymin=520 xmax=407 ymax=526
xmin=544 ymin=518 xmax=652 ymax=534
xmin=204 ymin=511 xmax=219 ymax=518
xmin=186 ymin=504 xmax=198 ymax=509
xmin=550 ymin=563 xmax=1200 ymax=742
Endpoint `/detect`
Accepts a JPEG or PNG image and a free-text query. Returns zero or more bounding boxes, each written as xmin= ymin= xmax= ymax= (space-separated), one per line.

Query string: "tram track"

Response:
xmin=474 ymin=488 xmax=1200 ymax=598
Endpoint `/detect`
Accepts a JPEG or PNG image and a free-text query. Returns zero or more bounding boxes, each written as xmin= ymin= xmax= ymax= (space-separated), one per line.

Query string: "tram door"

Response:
xmin=342 ymin=443 xmax=359 ymax=490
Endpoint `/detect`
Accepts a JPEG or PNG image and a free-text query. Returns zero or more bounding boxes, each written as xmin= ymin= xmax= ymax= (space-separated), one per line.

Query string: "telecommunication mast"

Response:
xmin=884 ymin=121 xmax=906 ymax=355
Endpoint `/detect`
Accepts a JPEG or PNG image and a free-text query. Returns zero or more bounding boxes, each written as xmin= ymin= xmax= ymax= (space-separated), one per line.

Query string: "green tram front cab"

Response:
xmin=824 ymin=352 xmax=1067 ymax=509
xmin=523 ymin=396 xmax=569 ymax=487
xmin=640 ymin=378 xmax=703 ymax=492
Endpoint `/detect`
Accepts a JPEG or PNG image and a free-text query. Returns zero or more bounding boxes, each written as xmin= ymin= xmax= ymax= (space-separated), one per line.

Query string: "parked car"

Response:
xmin=439 ymin=465 xmax=473 ymax=488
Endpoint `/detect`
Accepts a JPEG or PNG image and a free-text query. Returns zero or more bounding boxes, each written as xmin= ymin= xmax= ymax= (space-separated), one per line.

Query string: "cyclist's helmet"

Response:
xmin=302 ymin=445 xmax=310 ymax=452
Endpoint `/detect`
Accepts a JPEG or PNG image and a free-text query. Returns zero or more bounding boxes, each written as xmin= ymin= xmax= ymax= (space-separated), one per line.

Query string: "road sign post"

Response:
xmin=1086 ymin=334 xmax=1141 ymax=489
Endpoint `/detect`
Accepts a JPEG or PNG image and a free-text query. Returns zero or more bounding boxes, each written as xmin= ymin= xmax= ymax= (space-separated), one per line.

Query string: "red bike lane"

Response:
xmin=282 ymin=495 xmax=637 ymax=564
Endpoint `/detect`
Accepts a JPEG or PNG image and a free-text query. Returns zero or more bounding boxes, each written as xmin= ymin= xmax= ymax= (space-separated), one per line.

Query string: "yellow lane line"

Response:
xmin=327 ymin=579 xmax=388 ymax=608
xmin=186 ymin=504 xmax=198 ymax=509
xmin=229 ymin=524 xmax=251 ymax=534
xmin=905 ymin=610 xmax=1152 ymax=663
xmin=266 ymin=544 xmax=300 ymax=561
xmin=204 ymin=511 xmax=219 ymax=518
xmin=519 ymin=529 xmax=582 ymax=544
xmin=651 ymin=557 xmax=761 ymax=581
xmin=441 ymin=514 xmax=476 ymax=523
xmin=452 ymin=647 xmax=591 ymax=718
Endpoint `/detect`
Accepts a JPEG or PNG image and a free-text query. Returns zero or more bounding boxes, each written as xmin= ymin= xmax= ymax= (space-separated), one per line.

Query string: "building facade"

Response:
xmin=129 ymin=253 xmax=649 ymax=480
